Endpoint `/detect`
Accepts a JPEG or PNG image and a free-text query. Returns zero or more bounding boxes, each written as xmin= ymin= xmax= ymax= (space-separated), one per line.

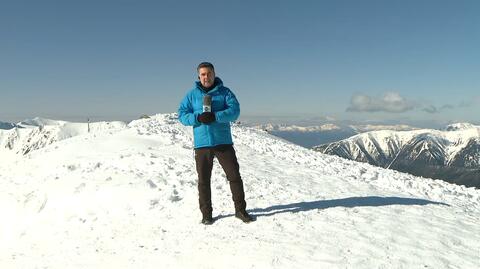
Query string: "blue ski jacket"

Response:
xmin=178 ymin=77 xmax=240 ymax=148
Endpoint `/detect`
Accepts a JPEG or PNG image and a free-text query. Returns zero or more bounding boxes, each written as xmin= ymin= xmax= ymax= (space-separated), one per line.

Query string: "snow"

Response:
xmin=0 ymin=119 xmax=126 ymax=162
xmin=17 ymin=117 xmax=68 ymax=127
xmin=254 ymin=123 xmax=342 ymax=132
xmin=350 ymin=124 xmax=417 ymax=132
xmin=320 ymin=126 xmax=480 ymax=166
xmin=255 ymin=123 xmax=416 ymax=133
xmin=0 ymin=113 xmax=479 ymax=268
xmin=444 ymin=123 xmax=477 ymax=131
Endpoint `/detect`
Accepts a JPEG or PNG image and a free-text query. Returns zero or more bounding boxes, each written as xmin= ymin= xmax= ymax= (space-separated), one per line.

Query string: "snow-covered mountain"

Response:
xmin=0 ymin=121 xmax=16 ymax=130
xmin=350 ymin=124 xmax=417 ymax=133
xmin=254 ymin=123 xmax=357 ymax=148
xmin=0 ymin=117 xmax=126 ymax=160
xmin=314 ymin=123 xmax=480 ymax=188
xmin=253 ymin=123 xmax=416 ymax=148
xmin=1 ymin=114 xmax=478 ymax=268
xmin=444 ymin=122 xmax=477 ymax=131
xmin=257 ymin=123 xmax=345 ymax=132
xmin=17 ymin=117 xmax=69 ymax=127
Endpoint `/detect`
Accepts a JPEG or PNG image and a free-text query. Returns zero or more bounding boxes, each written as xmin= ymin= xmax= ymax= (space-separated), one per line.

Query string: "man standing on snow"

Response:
xmin=178 ymin=62 xmax=254 ymax=225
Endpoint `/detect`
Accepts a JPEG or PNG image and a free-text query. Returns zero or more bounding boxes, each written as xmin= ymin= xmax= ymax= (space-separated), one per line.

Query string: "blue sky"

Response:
xmin=1 ymin=0 xmax=479 ymax=126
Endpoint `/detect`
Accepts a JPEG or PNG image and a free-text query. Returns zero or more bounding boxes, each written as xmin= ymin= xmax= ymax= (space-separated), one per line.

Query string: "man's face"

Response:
xmin=198 ymin=67 xmax=215 ymax=88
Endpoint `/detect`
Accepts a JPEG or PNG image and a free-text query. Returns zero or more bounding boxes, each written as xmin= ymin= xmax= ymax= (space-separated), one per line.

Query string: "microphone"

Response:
xmin=203 ymin=95 xmax=212 ymax=112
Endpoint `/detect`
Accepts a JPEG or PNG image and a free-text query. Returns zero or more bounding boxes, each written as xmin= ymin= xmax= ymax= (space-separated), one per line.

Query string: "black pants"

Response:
xmin=194 ymin=144 xmax=247 ymax=216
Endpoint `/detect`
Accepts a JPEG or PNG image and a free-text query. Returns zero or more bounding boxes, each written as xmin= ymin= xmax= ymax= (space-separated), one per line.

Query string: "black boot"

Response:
xmin=235 ymin=210 xmax=254 ymax=223
xmin=201 ymin=214 xmax=214 ymax=225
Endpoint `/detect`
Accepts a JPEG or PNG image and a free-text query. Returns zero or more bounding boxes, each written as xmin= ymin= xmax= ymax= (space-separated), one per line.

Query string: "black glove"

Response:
xmin=197 ymin=112 xmax=216 ymax=124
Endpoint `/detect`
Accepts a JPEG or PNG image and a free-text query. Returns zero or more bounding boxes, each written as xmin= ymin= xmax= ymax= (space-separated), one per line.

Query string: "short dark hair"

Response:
xmin=197 ymin=62 xmax=215 ymax=72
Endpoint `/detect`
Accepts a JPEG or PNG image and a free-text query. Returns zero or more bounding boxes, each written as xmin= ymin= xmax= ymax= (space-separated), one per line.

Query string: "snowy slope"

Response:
xmin=0 ymin=114 xmax=479 ymax=269
xmin=0 ymin=118 xmax=126 ymax=161
xmin=314 ymin=123 xmax=480 ymax=188
xmin=17 ymin=117 xmax=68 ymax=127
xmin=314 ymin=125 xmax=480 ymax=188
xmin=316 ymin=124 xmax=480 ymax=165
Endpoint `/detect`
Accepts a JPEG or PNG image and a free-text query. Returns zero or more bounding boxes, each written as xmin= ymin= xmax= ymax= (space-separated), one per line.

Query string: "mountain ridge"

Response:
xmin=315 ymin=125 xmax=480 ymax=188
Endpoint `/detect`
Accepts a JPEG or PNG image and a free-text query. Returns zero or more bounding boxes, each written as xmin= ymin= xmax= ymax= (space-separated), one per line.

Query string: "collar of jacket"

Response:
xmin=195 ymin=77 xmax=223 ymax=94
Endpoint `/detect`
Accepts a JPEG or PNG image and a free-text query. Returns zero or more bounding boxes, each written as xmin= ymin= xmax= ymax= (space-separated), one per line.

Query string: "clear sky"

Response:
xmin=1 ymin=0 xmax=479 ymax=126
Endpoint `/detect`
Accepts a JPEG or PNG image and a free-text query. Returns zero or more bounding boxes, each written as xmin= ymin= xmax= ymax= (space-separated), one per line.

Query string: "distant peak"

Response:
xmin=17 ymin=117 xmax=67 ymax=127
xmin=444 ymin=123 xmax=476 ymax=131
xmin=255 ymin=123 xmax=342 ymax=132
xmin=0 ymin=120 xmax=16 ymax=130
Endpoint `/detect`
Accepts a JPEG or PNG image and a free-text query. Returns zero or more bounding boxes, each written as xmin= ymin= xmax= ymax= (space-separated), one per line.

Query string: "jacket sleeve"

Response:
xmin=178 ymin=92 xmax=200 ymax=126
xmin=215 ymin=89 xmax=240 ymax=123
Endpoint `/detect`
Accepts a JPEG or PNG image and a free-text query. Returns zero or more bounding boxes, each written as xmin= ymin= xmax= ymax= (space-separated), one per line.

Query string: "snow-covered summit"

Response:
xmin=17 ymin=117 xmax=68 ymax=127
xmin=350 ymin=124 xmax=417 ymax=132
xmin=0 ymin=117 xmax=126 ymax=161
xmin=258 ymin=123 xmax=343 ymax=132
xmin=0 ymin=113 xmax=478 ymax=268
xmin=0 ymin=121 xmax=16 ymax=130
xmin=444 ymin=122 xmax=478 ymax=131
xmin=255 ymin=123 xmax=416 ymax=133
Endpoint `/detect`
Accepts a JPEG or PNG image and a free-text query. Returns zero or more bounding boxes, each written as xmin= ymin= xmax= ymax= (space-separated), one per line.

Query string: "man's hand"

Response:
xmin=197 ymin=112 xmax=216 ymax=124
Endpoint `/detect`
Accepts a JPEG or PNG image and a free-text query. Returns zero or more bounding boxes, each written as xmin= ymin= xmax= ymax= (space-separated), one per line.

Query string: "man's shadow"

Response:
xmin=249 ymin=196 xmax=449 ymax=218
xmin=215 ymin=196 xmax=449 ymax=221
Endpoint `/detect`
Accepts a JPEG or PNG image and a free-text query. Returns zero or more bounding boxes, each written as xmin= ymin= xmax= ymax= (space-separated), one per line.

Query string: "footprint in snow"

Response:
xmin=146 ymin=180 xmax=158 ymax=189
xmin=75 ymin=183 xmax=86 ymax=193
xmin=169 ymin=189 xmax=182 ymax=202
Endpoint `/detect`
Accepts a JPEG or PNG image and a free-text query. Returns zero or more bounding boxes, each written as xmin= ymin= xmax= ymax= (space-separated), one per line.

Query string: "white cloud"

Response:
xmin=347 ymin=92 xmax=416 ymax=113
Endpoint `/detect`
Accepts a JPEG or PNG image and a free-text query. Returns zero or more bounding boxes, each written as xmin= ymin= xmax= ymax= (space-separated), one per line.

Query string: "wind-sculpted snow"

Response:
xmin=128 ymin=113 xmax=194 ymax=149
xmin=0 ymin=113 xmax=478 ymax=269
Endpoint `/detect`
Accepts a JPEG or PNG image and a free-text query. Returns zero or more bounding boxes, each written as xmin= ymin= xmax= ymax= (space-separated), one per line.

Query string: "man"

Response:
xmin=178 ymin=62 xmax=254 ymax=225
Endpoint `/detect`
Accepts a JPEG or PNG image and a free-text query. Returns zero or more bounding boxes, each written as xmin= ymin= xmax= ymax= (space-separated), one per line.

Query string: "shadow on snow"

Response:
xmin=247 ymin=196 xmax=449 ymax=218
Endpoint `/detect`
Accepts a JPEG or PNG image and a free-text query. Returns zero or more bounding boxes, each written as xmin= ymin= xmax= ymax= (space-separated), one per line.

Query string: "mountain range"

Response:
xmin=314 ymin=123 xmax=480 ymax=188
xmin=0 ymin=117 xmax=125 ymax=159
xmin=253 ymin=123 xmax=416 ymax=148
xmin=0 ymin=114 xmax=479 ymax=268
